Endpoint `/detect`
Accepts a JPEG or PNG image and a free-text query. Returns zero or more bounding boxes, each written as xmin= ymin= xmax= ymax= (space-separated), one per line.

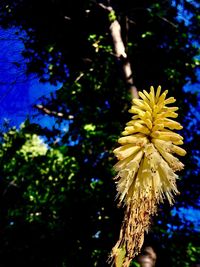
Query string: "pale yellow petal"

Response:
xmin=113 ymin=144 xmax=141 ymax=160
xmin=154 ymin=143 xmax=184 ymax=171
xmin=155 ymin=85 xmax=162 ymax=102
xmin=164 ymin=96 xmax=176 ymax=105
xmin=118 ymin=135 xmax=148 ymax=146
xmin=171 ymin=144 xmax=186 ymax=156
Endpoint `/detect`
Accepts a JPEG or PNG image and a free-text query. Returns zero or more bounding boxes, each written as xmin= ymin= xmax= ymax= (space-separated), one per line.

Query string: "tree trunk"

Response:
xmin=98 ymin=3 xmax=138 ymax=99
xmin=137 ymin=247 xmax=157 ymax=267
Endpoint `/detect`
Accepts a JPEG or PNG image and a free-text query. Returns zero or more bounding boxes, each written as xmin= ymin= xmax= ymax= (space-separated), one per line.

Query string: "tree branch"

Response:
xmin=34 ymin=104 xmax=74 ymax=120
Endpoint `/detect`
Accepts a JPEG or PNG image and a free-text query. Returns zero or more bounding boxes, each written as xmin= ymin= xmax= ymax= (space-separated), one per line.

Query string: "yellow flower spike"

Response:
xmin=109 ymin=86 xmax=186 ymax=267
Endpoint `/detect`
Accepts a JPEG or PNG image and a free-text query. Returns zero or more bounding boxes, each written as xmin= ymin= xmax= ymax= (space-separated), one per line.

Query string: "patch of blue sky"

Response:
xmin=0 ymin=26 xmax=63 ymax=129
xmin=171 ymin=0 xmax=200 ymax=26
xmin=171 ymin=1 xmax=200 ymax=97
xmin=171 ymin=207 xmax=200 ymax=232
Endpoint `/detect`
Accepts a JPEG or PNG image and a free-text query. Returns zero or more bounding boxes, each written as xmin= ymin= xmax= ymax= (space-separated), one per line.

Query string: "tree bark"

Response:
xmin=109 ymin=20 xmax=138 ymax=99
xmin=98 ymin=3 xmax=138 ymax=99
xmin=137 ymin=247 xmax=157 ymax=267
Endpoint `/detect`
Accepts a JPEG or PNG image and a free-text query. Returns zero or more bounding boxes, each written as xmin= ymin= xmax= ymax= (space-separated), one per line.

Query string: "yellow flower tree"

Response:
xmin=110 ymin=86 xmax=186 ymax=267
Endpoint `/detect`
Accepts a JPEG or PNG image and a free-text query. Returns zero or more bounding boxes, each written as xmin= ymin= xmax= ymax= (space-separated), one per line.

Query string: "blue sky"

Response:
xmin=0 ymin=26 xmax=62 ymax=129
